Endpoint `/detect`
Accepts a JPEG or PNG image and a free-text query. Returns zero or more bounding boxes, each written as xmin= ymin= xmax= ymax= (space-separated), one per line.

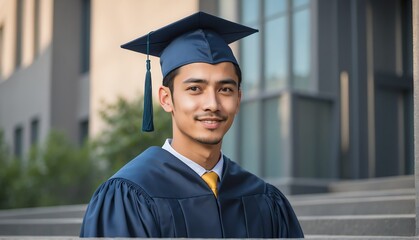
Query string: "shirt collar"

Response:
xmin=162 ymin=139 xmax=224 ymax=180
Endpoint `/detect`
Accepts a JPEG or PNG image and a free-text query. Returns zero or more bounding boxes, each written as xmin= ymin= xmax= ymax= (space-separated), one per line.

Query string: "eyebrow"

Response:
xmin=183 ymin=78 xmax=238 ymax=86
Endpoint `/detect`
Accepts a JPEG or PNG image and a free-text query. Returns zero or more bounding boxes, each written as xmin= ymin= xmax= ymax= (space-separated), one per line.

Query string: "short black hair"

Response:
xmin=162 ymin=63 xmax=242 ymax=95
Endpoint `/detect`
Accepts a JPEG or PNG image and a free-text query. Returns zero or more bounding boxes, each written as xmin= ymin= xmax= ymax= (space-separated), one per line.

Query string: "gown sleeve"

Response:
xmin=80 ymin=178 xmax=160 ymax=238
xmin=266 ymin=184 xmax=304 ymax=238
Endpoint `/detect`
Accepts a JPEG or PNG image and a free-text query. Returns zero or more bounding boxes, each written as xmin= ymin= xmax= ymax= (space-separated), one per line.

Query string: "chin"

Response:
xmin=194 ymin=136 xmax=223 ymax=145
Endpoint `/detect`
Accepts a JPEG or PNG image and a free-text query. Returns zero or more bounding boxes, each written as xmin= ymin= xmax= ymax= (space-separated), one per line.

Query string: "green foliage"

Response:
xmin=93 ymin=96 xmax=171 ymax=174
xmin=25 ymin=131 xmax=101 ymax=207
xmin=0 ymin=96 xmax=171 ymax=209
xmin=0 ymin=129 xmax=21 ymax=208
xmin=0 ymin=129 xmax=9 ymax=160
xmin=0 ymin=131 xmax=102 ymax=209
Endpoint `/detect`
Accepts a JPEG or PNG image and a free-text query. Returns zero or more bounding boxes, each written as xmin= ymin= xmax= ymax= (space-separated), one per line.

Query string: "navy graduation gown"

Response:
xmin=80 ymin=147 xmax=304 ymax=238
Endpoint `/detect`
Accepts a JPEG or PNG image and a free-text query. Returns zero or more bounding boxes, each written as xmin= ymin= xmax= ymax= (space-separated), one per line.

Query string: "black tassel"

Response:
xmin=142 ymin=33 xmax=154 ymax=132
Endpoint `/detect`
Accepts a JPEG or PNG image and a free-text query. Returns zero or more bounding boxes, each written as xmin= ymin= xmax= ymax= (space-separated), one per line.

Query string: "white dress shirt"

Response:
xmin=162 ymin=139 xmax=223 ymax=180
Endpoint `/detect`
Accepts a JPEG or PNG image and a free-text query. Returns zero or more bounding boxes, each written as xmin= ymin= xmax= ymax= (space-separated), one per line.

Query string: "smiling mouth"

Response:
xmin=198 ymin=119 xmax=224 ymax=129
xmin=194 ymin=113 xmax=227 ymax=129
xmin=200 ymin=119 xmax=222 ymax=123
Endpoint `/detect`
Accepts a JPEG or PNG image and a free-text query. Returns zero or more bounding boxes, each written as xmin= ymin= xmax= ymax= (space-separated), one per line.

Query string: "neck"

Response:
xmin=171 ymin=137 xmax=221 ymax=170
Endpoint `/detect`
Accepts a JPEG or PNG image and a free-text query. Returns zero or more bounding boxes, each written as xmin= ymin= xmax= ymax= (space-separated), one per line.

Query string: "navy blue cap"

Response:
xmin=121 ymin=11 xmax=258 ymax=132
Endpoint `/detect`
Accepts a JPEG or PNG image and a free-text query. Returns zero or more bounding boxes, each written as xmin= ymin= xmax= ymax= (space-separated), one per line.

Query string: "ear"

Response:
xmin=159 ymin=86 xmax=173 ymax=112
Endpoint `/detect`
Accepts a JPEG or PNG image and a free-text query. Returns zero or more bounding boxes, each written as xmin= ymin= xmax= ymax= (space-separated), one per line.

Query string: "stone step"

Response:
xmin=0 ymin=236 xmax=417 ymax=240
xmin=328 ymin=175 xmax=414 ymax=193
xmin=0 ymin=205 xmax=86 ymax=220
xmin=1 ymin=215 xmax=414 ymax=237
xmin=0 ymin=196 xmax=415 ymax=237
xmin=289 ymin=188 xmax=415 ymax=202
xmin=292 ymin=195 xmax=415 ymax=216
xmin=0 ymin=218 xmax=82 ymax=236
xmin=305 ymin=235 xmax=418 ymax=239
xmin=299 ymin=214 xmax=415 ymax=236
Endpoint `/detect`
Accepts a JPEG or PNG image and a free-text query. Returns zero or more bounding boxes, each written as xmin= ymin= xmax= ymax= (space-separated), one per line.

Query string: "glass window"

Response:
xmin=79 ymin=119 xmax=89 ymax=145
xmin=222 ymin=119 xmax=238 ymax=161
xmin=292 ymin=8 xmax=311 ymax=91
xmin=264 ymin=16 xmax=287 ymax=90
xmin=81 ymin=0 xmax=91 ymax=73
xmin=30 ymin=118 xmax=39 ymax=146
xmin=241 ymin=33 xmax=260 ymax=94
xmin=293 ymin=0 xmax=310 ymax=9
xmin=14 ymin=126 xmax=23 ymax=158
xmin=233 ymin=0 xmax=313 ymax=178
xmin=240 ymin=101 xmax=261 ymax=176
xmin=295 ymin=98 xmax=332 ymax=178
xmin=264 ymin=97 xmax=284 ymax=177
xmin=242 ymin=0 xmax=260 ymax=24
xmin=265 ymin=0 xmax=286 ymax=18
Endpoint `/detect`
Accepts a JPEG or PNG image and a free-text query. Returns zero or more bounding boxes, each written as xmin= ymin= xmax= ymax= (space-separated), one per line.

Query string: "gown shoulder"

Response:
xmin=80 ymin=177 xmax=160 ymax=237
xmin=265 ymin=183 xmax=304 ymax=238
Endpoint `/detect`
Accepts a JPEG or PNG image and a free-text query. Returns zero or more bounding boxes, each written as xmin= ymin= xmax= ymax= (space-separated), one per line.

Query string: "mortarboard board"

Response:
xmin=121 ymin=11 xmax=258 ymax=132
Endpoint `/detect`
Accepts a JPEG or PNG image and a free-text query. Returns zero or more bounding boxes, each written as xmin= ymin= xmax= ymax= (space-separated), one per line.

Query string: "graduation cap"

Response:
xmin=121 ymin=11 xmax=258 ymax=132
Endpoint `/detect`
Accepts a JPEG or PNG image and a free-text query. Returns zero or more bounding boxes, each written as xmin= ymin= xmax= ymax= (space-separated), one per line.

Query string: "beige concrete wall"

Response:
xmin=0 ymin=0 xmax=200 ymax=153
xmin=22 ymin=0 xmax=52 ymax=66
xmin=0 ymin=0 xmax=18 ymax=80
xmin=89 ymin=0 xmax=199 ymax=136
xmin=22 ymin=0 xmax=35 ymax=67
xmin=49 ymin=0 xmax=85 ymax=143
xmin=0 ymin=0 xmax=52 ymax=80
xmin=0 ymin=0 xmax=54 ymax=154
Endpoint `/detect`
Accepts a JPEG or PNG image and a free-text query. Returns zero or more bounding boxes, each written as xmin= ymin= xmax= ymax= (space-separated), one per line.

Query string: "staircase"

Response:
xmin=288 ymin=175 xmax=416 ymax=238
xmin=0 ymin=204 xmax=85 ymax=236
xmin=0 ymin=175 xmax=416 ymax=238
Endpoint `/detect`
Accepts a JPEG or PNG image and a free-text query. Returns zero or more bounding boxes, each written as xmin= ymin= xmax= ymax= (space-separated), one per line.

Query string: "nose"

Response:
xmin=203 ymin=89 xmax=219 ymax=112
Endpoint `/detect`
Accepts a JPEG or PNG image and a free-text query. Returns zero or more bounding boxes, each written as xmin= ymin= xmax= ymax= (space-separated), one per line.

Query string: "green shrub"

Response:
xmin=0 ymin=131 xmax=101 ymax=209
xmin=93 ymin=96 xmax=171 ymax=174
xmin=0 ymin=96 xmax=171 ymax=209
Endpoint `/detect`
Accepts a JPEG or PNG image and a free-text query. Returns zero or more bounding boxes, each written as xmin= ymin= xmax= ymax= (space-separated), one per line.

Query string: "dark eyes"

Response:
xmin=186 ymin=86 xmax=235 ymax=94
xmin=220 ymin=87 xmax=233 ymax=93
xmin=187 ymin=86 xmax=200 ymax=92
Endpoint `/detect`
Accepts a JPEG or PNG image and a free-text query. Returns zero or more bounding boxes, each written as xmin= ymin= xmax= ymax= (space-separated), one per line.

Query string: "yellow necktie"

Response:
xmin=202 ymin=171 xmax=219 ymax=197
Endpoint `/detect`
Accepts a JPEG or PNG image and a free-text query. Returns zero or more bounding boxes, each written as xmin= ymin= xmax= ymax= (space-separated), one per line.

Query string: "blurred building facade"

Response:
xmin=0 ymin=0 xmax=413 ymax=193
xmin=222 ymin=0 xmax=414 ymax=193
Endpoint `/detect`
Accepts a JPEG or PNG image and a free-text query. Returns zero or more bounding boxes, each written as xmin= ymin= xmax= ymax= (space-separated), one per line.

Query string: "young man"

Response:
xmin=80 ymin=12 xmax=304 ymax=238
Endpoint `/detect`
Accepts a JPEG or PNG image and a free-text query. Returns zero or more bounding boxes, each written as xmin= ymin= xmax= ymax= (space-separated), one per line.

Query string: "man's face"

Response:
xmin=160 ymin=62 xmax=241 ymax=146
